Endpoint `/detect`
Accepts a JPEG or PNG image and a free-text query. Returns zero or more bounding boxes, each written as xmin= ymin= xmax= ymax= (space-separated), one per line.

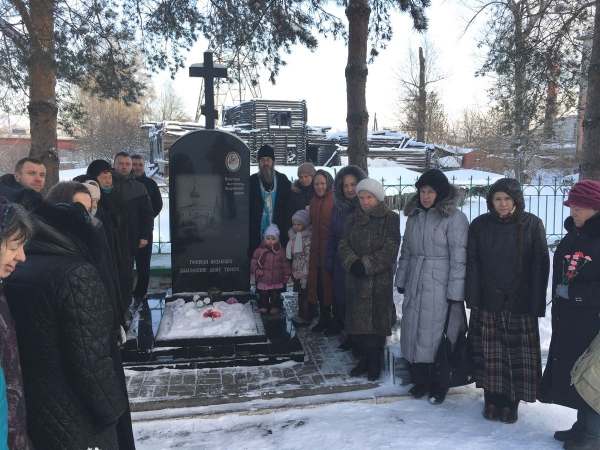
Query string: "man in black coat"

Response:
xmin=131 ymin=154 xmax=163 ymax=304
xmin=249 ymin=144 xmax=292 ymax=256
xmin=112 ymin=152 xmax=154 ymax=309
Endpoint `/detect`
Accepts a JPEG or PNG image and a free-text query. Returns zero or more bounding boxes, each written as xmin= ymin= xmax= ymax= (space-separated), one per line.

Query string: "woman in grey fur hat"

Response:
xmin=339 ymin=178 xmax=400 ymax=381
xmin=395 ymin=169 xmax=469 ymax=405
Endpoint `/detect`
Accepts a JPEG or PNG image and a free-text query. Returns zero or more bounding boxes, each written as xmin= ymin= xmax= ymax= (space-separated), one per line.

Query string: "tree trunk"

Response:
xmin=543 ymin=61 xmax=558 ymax=140
xmin=345 ymin=0 xmax=370 ymax=174
xmin=512 ymin=18 xmax=526 ymax=182
xmin=417 ymin=47 xmax=426 ymax=143
xmin=581 ymin=0 xmax=600 ymax=180
xmin=27 ymin=0 xmax=59 ymax=190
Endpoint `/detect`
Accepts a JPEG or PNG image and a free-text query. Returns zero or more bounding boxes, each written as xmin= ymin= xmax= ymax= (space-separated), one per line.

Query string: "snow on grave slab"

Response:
xmin=155 ymin=298 xmax=262 ymax=341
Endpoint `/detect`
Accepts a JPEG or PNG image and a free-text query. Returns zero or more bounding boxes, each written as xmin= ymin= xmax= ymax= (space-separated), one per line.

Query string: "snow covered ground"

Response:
xmin=132 ymin=386 xmax=574 ymax=449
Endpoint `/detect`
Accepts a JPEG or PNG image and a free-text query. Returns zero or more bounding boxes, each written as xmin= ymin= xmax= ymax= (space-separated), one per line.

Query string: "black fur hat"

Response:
xmin=415 ymin=169 xmax=450 ymax=202
xmin=257 ymin=144 xmax=275 ymax=161
xmin=86 ymin=159 xmax=113 ymax=178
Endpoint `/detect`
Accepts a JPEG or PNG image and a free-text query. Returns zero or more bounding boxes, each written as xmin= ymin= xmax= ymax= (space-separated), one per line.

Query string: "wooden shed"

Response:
xmin=222 ymin=99 xmax=308 ymax=164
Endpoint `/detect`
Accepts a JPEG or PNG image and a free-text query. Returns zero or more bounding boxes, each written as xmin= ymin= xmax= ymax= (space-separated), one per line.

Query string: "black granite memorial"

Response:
xmin=169 ymin=129 xmax=250 ymax=295
xmin=120 ymin=51 xmax=306 ymax=370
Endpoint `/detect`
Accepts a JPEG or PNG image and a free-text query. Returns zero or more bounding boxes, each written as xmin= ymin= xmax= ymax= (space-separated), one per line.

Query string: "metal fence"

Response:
xmin=151 ymin=176 xmax=575 ymax=254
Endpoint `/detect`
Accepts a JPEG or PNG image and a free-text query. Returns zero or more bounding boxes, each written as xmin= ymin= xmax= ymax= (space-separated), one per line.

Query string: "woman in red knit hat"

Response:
xmin=540 ymin=179 xmax=600 ymax=450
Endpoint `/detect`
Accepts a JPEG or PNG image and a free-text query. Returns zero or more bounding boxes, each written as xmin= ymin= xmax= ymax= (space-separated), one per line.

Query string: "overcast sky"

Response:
xmin=164 ymin=1 xmax=492 ymax=132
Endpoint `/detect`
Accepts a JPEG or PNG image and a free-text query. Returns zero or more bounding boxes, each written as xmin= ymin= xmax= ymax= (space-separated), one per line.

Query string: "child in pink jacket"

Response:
xmin=251 ymin=224 xmax=292 ymax=315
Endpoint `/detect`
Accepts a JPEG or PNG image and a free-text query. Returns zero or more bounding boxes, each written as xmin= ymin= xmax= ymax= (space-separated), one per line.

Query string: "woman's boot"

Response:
xmin=338 ymin=334 xmax=353 ymax=352
xmin=311 ymin=305 xmax=332 ymax=333
xmin=428 ymin=382 xmax=449 ymax=405
xmin=291 ymin=289 xmax=312 ymax=326
xmin=555 ymin=410 xmax=586 ymax=442
xmin=324 ymin=303 xmax=345 ymax=336
xmin=500 ymin=399 xmax=519 ymax=424
xmin=367 ymin=346 xmax=383 ymax=381
xmin=564 ymin=411 xmax=600 ymax=450
xmin=350 ymin=341 xmax=368 ymax=377
xmin=482 ymin=391 xmax=499 ymax=421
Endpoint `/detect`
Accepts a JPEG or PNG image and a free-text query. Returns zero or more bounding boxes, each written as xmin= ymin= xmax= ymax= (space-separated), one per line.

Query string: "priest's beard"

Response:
xmin=259 ymin=165 xmax=275 ymax=185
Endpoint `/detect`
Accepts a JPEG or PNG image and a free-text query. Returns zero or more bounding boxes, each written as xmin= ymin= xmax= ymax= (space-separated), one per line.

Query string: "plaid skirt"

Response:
xmin=469 ymin=306 xmax=542 ymax=403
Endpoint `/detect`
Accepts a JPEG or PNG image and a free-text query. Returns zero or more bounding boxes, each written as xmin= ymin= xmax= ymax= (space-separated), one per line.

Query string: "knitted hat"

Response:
xmin=82 ymin=180 xmax=101 ymax=200
xmin=297 ymin=163 xmax=316 ymax=178
xmin=87 ymin=159 xmax=113 ymax=178
xmin=292 ymin=207 xmax=310 ymax=228
xmin=486 ymin=178 xmax=525 ymax=212
xmin=264 ymin=223 xmax=280 ymax=241
xmin=356 ymin=178 xmax=385 ymax=202
xmin=564 ymin=180 xmax=600 ymax=210
xmin=257 ymin=144 xmax=275 ymax=161
xmin=415 ymin=169 xmax=450 ymax=202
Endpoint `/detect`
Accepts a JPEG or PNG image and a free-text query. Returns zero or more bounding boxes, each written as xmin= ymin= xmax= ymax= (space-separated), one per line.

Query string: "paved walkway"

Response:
xmin=124 ymin=295 xmax=391 ymax=412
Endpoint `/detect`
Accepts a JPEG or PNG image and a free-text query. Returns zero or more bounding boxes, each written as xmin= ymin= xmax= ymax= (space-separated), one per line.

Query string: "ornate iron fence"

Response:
xmin=152 ymin=176 xmax=576 ymax=253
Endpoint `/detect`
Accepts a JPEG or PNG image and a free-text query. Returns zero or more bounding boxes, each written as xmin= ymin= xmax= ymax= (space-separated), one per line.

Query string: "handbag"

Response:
xmin=571 ymin=331 xmax=600 ymax=415
xmin=435 ymin=302 xmax=475 ymax=388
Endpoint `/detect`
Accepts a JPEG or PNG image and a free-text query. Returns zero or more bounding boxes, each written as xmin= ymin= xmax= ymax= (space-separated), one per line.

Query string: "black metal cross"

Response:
xmin=189 ymin=50 xmax=228 ymax=129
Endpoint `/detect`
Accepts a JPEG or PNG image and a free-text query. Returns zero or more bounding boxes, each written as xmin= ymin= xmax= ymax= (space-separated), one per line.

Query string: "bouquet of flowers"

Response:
xmin=549 ymin=251 xmax=592 ymax=304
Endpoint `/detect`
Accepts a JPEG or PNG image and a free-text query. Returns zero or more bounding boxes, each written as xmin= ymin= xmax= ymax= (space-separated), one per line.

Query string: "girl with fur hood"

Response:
xmin=395 ymin=169 xmax=469 ymax=405
xmin=251 ymin=224 xmax=292 ymax=315
xmin=287 ymin=208 xmax=313 ymax=325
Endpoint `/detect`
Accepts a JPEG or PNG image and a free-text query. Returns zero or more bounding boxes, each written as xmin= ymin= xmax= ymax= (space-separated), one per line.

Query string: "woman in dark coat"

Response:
xmin=3 ymin=190 xmax=127 ymax=450
xmin=46 ymin=182 xmax=136 ymax=450
xmin=287 ymin=162 xmax=315 ymax=229
xmin=0 ymin=198 xmax=34 ymax=450
xmin=339 ymin=178 xmax=400 ymax=381
xmin=540 ymin=180 xmax=600 ymax=449
xmin=308 ymin=169 xmax=335 ymax=331
xmin=80 ymin=159 xmax=137 ymax=317
xmin=324 ymin=165 xmax=368 ymax=346
xmin=466 ymin=178 xmax=549 ymax=424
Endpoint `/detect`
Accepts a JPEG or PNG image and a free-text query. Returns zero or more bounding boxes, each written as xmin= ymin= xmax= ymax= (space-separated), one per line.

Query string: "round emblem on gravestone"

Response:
xmin=226 ymin=152 xmax=241 ymax=172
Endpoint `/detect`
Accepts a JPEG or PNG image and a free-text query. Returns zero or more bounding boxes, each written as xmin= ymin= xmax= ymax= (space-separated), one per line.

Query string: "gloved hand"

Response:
xmin=117 ymin=325 xmax=127 ymax=346
xmin=397 ymin=287 xmax=405 ymax=295
xmin=255 ymin=268 xmax=264 ymax=278
xmin=326 ymin=269 xmax=334 ymax=280
xmin=300 ymin=276 xmax=308 ymax=290
xmin=350 ymin=260 xmax=366 ymax=278
xmin=556 ymin=284 xmax=569 ymax=299
xmin=447 ymin=298 xmax=462 ymax=304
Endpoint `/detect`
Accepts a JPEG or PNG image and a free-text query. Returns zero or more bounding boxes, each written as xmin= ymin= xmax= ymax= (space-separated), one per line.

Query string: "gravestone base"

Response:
xmin=121 ymin=292 xmax=305 ymax=370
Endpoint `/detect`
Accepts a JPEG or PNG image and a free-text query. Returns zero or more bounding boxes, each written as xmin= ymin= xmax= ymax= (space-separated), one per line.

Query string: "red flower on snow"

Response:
xmin=203 ymin=309 xmax=222 ymax=319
